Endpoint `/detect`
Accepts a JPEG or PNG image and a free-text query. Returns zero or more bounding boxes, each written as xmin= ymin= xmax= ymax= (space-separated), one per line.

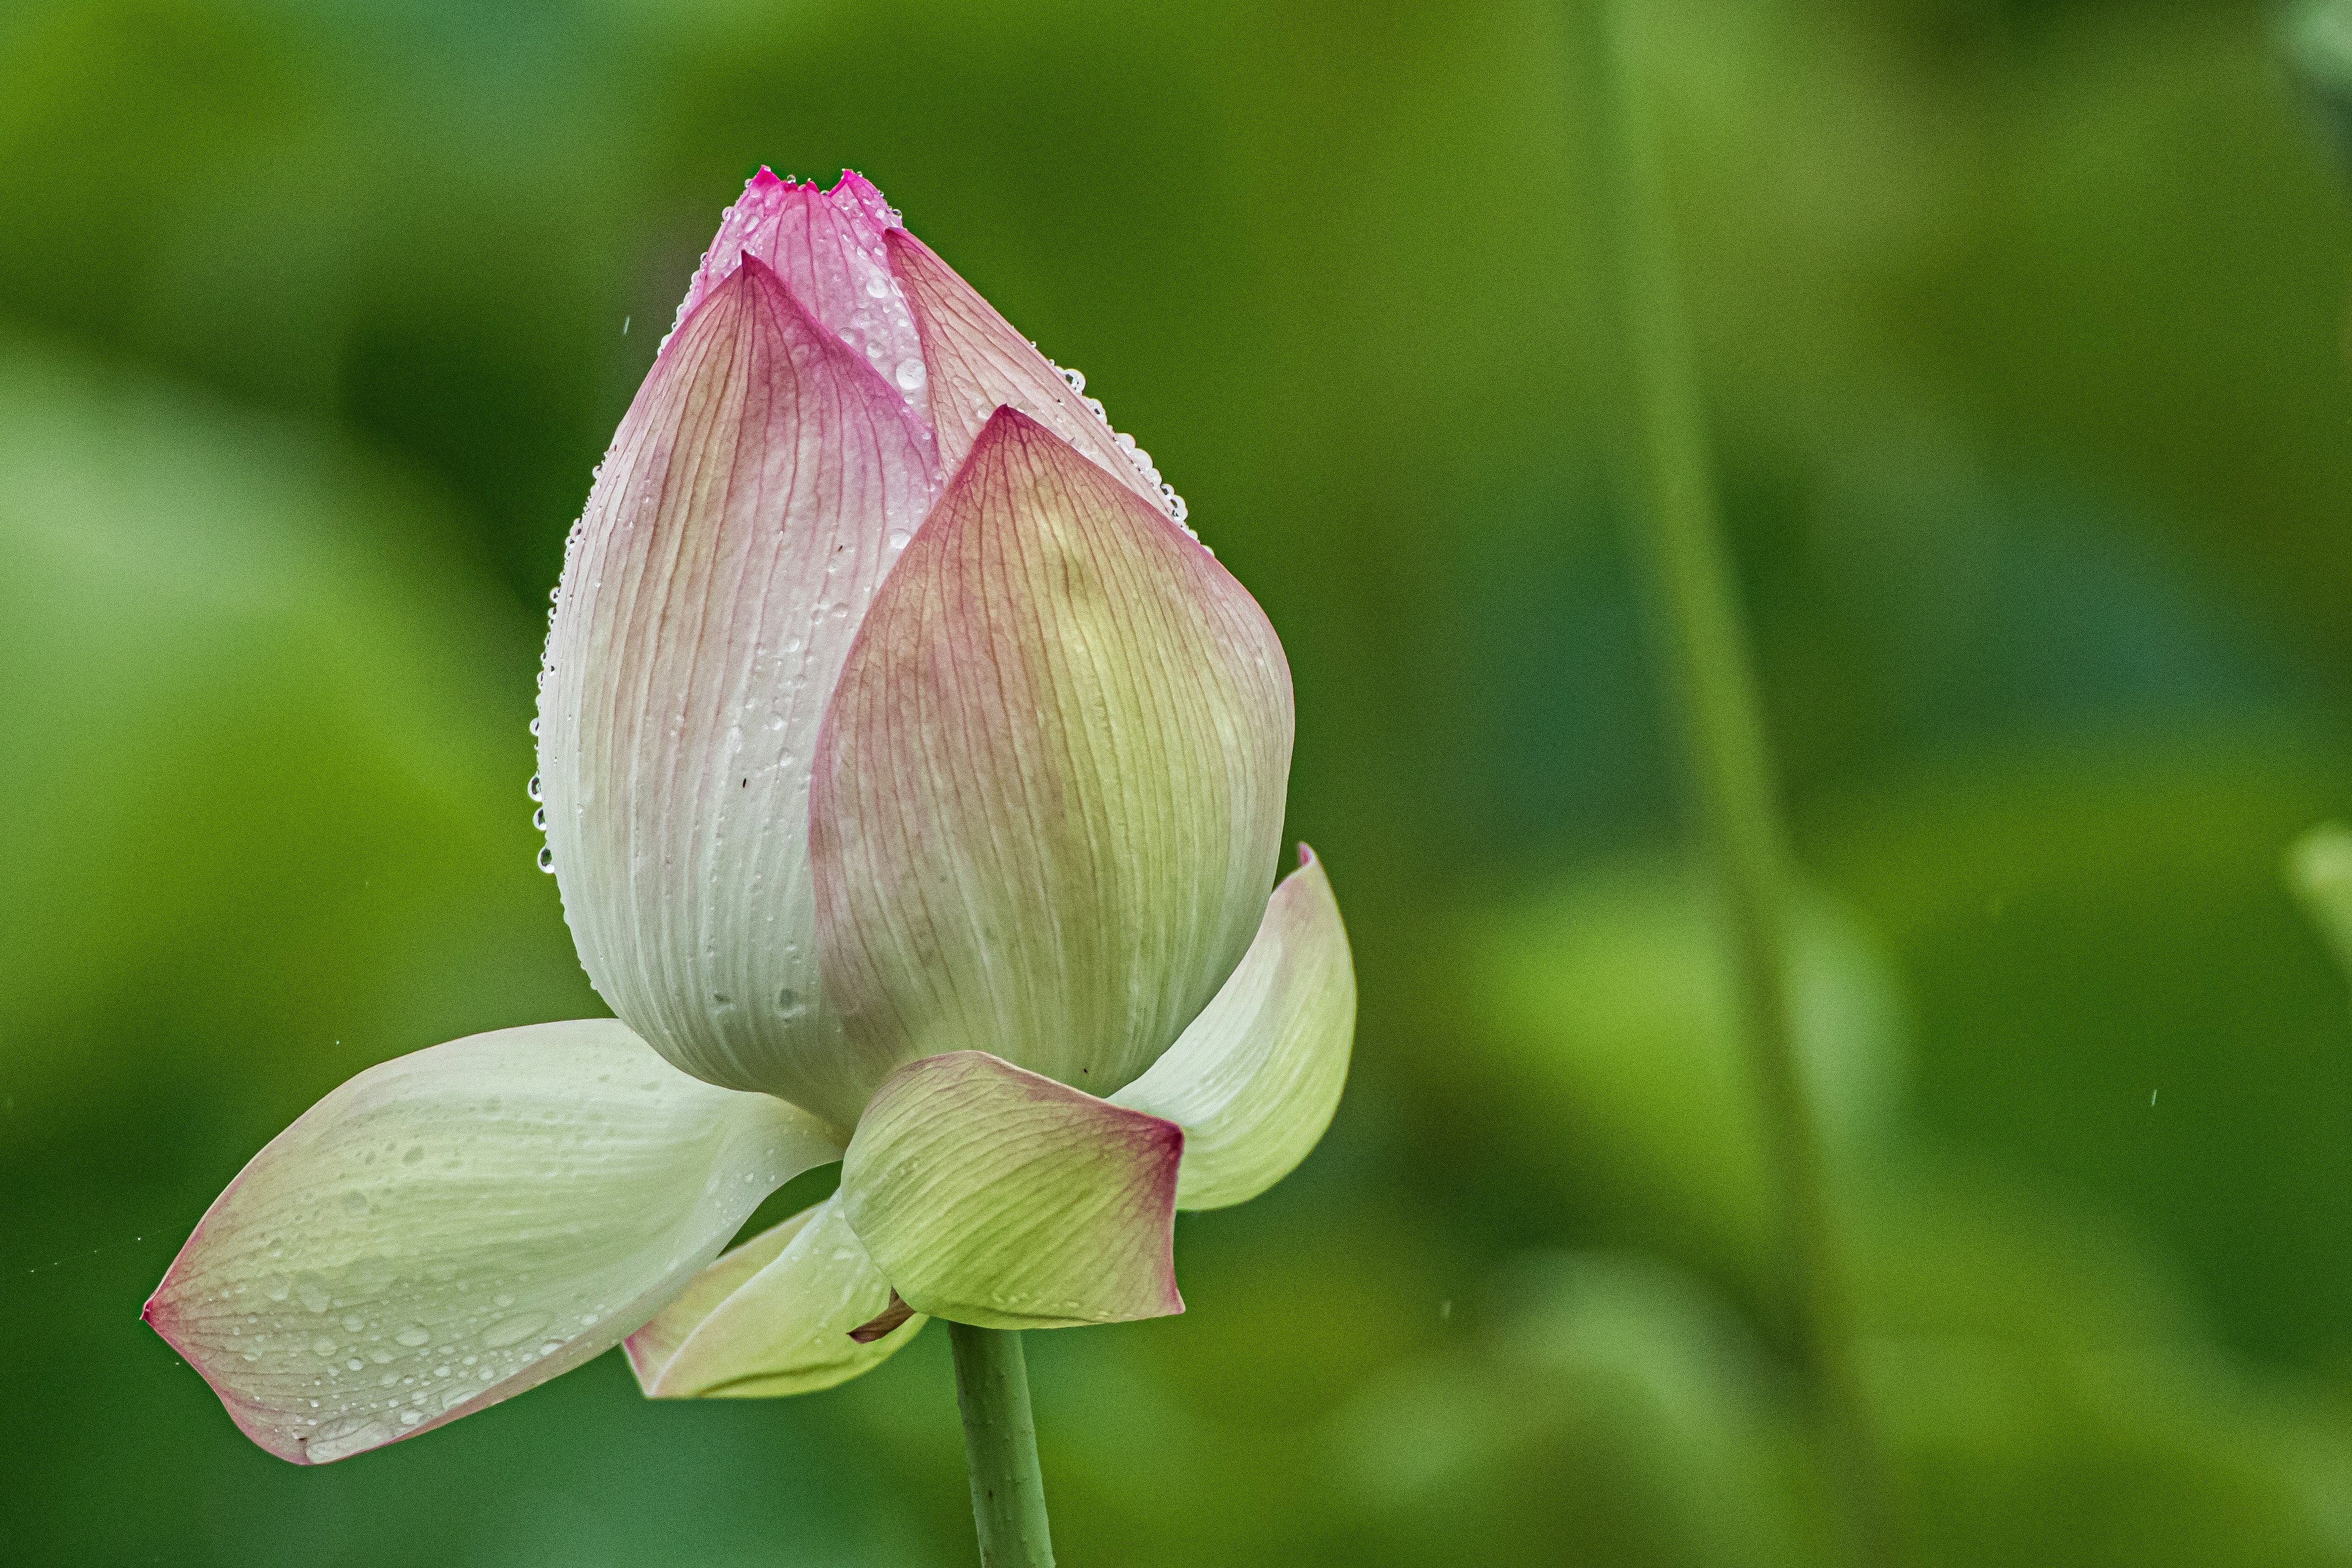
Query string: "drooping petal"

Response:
xmin=811 ymin=409 xmax=1292 ymax=1096
xmin=541 ymin=254 xmax=939 ymax=1128
xmin=625 ymin=1192 xmax=925 ymax=1399
xmin=143 ymin=1020 xmax=842 ymax=1464
xmin=673 ymin=169 xmax=927 ymax=404
xmin=1112 ymin=846 xmax=1356 ymax=1210
xmin=838 ymin=1051 xmax=1184 ymax=1329
xmin=886 ymin=226 xmax=1179 ymax=518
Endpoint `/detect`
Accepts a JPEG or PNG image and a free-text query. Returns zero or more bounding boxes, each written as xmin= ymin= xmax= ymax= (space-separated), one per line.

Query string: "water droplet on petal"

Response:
xmin=481 ymin=1311 xmax=550 ymax=1349
xmin=894 ymin=358 xmax=927 ymax=392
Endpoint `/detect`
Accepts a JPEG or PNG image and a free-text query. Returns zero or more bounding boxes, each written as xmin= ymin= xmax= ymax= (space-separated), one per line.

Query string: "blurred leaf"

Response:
xmin=1453 ymin=860 xmax=1909 ymax=1285
xmin=0 ymin=332 xmax=588 ymax=1113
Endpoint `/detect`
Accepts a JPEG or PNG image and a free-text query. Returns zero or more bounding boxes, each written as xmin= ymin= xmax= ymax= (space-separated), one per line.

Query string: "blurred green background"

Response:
xmin=6 ymin=0 xmax=2352 ymax=1562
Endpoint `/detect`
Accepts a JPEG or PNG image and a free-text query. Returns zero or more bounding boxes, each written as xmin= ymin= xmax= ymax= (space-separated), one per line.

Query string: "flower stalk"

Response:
xmin=1574 ymin=2 xmax=1891 ymax=1563
xmin=948 ymin=1322 xmax=1055 ymax=1567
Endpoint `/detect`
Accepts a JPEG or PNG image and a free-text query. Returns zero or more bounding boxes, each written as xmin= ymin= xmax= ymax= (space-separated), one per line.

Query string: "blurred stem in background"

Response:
xmin=1572 ymin=2 xmax=1893 ymax=1563
xmin=948 ymin=1322 xmax=1055 ymax=1567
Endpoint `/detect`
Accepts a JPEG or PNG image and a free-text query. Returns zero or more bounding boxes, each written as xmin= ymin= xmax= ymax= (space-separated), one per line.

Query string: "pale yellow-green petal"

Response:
xmin=1113 ymin=846 xmax=1355 ymax=1210
xmin=839 ymin=1050 xmax=1184 ymax=1329
xmin=143 ymin=1020 xmax=842 ymax=1464
xmin=625 ymin=1193 xmax=926 ymax=1399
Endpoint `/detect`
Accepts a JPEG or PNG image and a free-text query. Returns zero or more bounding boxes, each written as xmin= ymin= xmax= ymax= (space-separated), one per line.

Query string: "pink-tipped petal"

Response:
xmin=811 ymin=409 xmax=1293 ymax=1099
xmin=672 ymin=169 xmax=927 ymax=412
xmin=839 ymin=1051 xmax=1185 ymax=1329
xmin=144 ymin=1021 xmax=842 ymax=1464
xmin=541 ymin=252 xmax=939 ymax=1128
xmin=886 ymin=226 xmax=1180 ymax=519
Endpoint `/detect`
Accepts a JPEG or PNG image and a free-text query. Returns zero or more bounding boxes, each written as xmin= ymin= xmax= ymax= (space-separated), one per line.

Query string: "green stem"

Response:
xmin=1574 ymin=3 xmax=1891 ymax=1563
xmin=947 ymin=1321 xmax=1055 ymax=1567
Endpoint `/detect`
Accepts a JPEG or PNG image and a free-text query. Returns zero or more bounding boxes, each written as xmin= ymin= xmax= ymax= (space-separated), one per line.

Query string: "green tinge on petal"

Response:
xmin=839 ymin=1051 xmax=1185 ymax=1329
xmin=540 ymin=253 xmax=938 ymax=1129
xmin=811 ymin=409 xmax=1294 ymax=1098
xmin=1113 ymin=846 xmax=1357 ymax=1210
xmin=143 ymin=1020 xmax=842 ymax=1464
xmin=625 ymin=1192 xmax=925 ymax=1399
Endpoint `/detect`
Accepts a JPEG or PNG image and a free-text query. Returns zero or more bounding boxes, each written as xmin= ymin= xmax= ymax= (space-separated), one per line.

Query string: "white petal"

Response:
xmin=541 ymin=256 xmax=938 ymax=1126
xmin=144 ymin=1020 xmax=842 ymax=1463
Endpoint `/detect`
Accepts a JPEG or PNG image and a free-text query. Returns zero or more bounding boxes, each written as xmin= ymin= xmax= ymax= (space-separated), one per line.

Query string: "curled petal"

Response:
xmin=812 ymin=409 xmax=1292 ymax=1095
xmin=839 ymin=1051 xmax=1183 ymax=1329
xmin=541 ymin=254 xmax=938 ymax=1126
xmin=625 ymin=1193 xmax=924 ymax=1399
xmin=673 ymin=168 xmax=926 ymax=404
xmin=1112 ymin=847 xmax=1356 ymax=1209
xmin=142 ymin=1021 xmax=842 ymax=1464
xmin=887 ymin=226 xmax=1176 ymax=516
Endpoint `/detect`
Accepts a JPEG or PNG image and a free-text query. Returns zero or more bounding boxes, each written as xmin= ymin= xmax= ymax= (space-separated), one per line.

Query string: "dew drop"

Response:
xmin=341 ymin=1314 xmax=366 ymax=1332
xmin=262 ymin=1274 xmax=292 ymax=1302
xmin=537 ymin=846 xmax=556 ymax=873
xmin=297 ymin=1283 xmax=332 ymax=1314
xmin=310 ymin=1335 xmax=339 ymax=1357
xmin=396 ymin=1325 xmax=431 ymax=1348
xmin=481 ymin=1312 xmax=550 ymax=1349
xmin=398 ymin=1409 xmax=424 ymax=1427
xmin=887 ymin=529 xmax=910 ymax=551
xmin=894 ymin=358 xmax=927 ymax=392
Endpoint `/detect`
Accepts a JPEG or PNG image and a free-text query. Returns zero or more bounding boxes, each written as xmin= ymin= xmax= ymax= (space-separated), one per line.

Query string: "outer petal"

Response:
xmin=839 ymin=1051 xmax=1183 ymax=1329
xmin=886 ymin=226 xmax=1181 ymax=519
xmin=142 ymin=1020 xmax=842 ymax=1464
xmin=1112 ymin=846 xmax=1356 ymax=1210
xmin=673 ymin=168 xmax=927 ymax=407
xmin=541 ymin=254 xmax=939 ymax=1127
xmin=811 ymin=409 xmax=1292 ymax=1096
xmin=624 ymin=1192 xmax=925 ymax=1398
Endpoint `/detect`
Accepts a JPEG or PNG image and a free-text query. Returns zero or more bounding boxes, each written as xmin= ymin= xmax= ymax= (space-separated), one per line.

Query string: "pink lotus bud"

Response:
xmin=149 ymin=170 xmax=1354 ymax=1460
